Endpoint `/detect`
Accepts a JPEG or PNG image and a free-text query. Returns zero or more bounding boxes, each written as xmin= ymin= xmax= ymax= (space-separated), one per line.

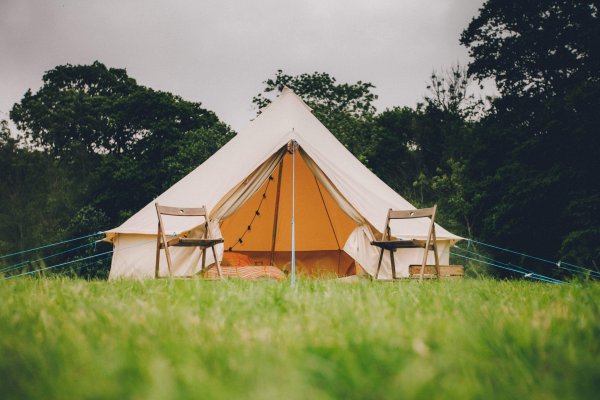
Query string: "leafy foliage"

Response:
xmin=461 ymin=1 xmax=599 ymax=100
xmin=9 ymin=62 xmax=234 ymax=223
xmin=2 ymin=62 xmax=234 ymax=275
xmin=11 ymin=61 xmax=223 ymax=157
xmin=460 ymin=0 xmax=600 ymax=266
xmin=0 ymin=121 xmax=78 ymax=260
xmin=368 ymin=66 xmax=482 ymax=242
xmin=423 ymin=63 xmax=486 ymax=120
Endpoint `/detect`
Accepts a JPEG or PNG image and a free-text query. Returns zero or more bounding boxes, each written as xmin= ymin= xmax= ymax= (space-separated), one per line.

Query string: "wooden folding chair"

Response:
xmin=155 ymin=203 xmax=224 ymax=279
xmin=371 ymin=205 xmax=440 ymax=281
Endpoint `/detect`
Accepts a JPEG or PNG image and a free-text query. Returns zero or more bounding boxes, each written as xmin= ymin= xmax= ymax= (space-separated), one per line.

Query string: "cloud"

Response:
xmin=0 ymin=0 xmax=485 ymax=130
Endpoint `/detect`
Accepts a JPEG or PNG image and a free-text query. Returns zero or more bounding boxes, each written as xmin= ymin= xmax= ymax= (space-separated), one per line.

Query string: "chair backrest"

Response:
xmin=383 ymin=205 xmax=437 ymax=240
xmin=156 ymin=204 xmax=207 ymax=217
xmin=155 ymin=203 xmax=210 ymax=239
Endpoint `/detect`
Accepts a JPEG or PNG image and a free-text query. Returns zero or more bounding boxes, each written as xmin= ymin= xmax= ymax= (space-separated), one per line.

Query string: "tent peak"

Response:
xmin=276 ymin=86 xmax=313 ymax=113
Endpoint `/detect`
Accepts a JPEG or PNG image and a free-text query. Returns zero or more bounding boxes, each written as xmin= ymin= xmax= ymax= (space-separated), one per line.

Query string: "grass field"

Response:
xmin=0 ymin=278 xmax=598 ymax=399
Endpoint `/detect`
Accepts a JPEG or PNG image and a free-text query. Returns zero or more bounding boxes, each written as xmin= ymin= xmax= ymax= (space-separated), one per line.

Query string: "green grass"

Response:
xmin=0 ymin=278 xmax=598 ymax=399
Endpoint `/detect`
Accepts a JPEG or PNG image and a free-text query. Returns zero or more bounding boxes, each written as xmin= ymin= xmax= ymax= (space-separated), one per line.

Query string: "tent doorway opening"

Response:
xmin=219 ymin=147 xmax=359 ymax=277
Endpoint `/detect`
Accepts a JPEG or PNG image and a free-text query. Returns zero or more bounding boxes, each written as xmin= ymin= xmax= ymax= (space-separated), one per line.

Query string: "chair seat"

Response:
xmin=370 ymin=239 xmax=433 ymax=251
xmin=165 ymin=237 xmax=224 ymax=248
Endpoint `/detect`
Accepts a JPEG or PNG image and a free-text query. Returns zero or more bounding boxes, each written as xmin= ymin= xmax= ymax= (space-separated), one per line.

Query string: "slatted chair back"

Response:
xmin=156 ymin=205 xmax=208 ymax=217
xmin=383 ymin=206 xmax=437 ymax=240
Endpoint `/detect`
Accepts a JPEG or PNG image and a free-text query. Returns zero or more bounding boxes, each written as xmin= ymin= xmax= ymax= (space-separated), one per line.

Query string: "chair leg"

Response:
xmin=374 ymin=247 xmax=385 ymax=279
xmin=201 ymin=248 xmax=206 ymax=273
xmin=389 ymin=249 xmax=397 ymax=280
xmin=164 ymin=245 xmax=174 ymax=277
xmin=210 ymin=245 xmax=223 ymax=279
xmin=155 ymin=231 xmax=161 ymax=279
xmin=433 ymin=244 xmax=440 ymax=279
xmin=419 ymin=247 xmax=429 ymax=282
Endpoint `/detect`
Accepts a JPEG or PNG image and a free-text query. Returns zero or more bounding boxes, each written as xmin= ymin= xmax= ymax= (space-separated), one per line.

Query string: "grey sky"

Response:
xmin=0 ymin=0 xmax=485 ymax=131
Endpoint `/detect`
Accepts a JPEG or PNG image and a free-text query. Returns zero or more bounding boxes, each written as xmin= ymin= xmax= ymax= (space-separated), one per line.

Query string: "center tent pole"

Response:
xmin=289 ymin=139 xmax=298 ymax=287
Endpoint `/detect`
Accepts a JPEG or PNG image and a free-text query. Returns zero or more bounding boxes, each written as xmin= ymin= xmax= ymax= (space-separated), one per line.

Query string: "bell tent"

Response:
xmin=105 ymin=88 xmax=462 ymax=279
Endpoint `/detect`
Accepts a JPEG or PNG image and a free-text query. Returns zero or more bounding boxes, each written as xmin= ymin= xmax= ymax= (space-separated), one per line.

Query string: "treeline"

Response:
xmin=0 ymin=64 xmax=234 ymax=277
xmin=1 ymin=1 xmax=598 ymax=277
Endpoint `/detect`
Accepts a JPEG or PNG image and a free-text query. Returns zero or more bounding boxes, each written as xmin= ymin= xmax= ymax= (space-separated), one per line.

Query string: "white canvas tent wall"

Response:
xmin=105 ymin=88 xmax=462 ymax=279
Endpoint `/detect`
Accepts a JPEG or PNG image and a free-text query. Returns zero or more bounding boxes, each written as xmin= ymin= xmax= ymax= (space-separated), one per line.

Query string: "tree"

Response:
xmin=369 ymin=66 xmax=480 ymax=235
xmin=368 ymin=107 xmax=422 ymax=201
xmin=253 ymin=70 xmax=379 ymax=163
xmin=461 ymin=1 xmax=599 ymax=101
xmin=91 ymin=124 xmax=234 ymax=223
xmin=424 ymin=63 xmax=486 ymax=120
xmin=10 ymin=61 xmax=235 ymax=225
xmin=0 ymin=120 xmax=78 ymax=264
xmin=2 ymin=62 xmax=235 ymax=277
xmin=11 ymin=62 xmax=223 ymax=157
xmin=460 ymin=0 xmax=600 ymax=267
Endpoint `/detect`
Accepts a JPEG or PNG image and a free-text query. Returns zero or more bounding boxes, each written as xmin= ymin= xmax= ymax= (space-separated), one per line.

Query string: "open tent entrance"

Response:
xmin=219 ymin=146 xmax=359 ymax=277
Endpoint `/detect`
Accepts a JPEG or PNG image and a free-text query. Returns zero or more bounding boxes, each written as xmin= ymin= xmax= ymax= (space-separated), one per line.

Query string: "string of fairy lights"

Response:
xmin=227 ymin=175 xmax=274 ymax=252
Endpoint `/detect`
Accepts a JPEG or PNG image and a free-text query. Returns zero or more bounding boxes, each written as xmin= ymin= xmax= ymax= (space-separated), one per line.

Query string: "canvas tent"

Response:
xmin=105 ymin=88 xmax=462 ymax=279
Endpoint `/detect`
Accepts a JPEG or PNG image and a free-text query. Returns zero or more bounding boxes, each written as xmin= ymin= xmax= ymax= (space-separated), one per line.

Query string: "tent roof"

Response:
xmin=105 ymin=88 xmax=462 ymax=242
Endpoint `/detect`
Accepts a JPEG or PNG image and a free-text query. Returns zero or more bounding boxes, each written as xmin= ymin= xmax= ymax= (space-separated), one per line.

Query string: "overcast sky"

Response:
xmin=0 ymin=0 xmax=486 ymax=131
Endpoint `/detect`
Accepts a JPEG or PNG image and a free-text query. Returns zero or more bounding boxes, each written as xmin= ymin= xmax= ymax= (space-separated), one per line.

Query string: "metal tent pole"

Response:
xmin=290 ymin=140 xmax=297 ymax=287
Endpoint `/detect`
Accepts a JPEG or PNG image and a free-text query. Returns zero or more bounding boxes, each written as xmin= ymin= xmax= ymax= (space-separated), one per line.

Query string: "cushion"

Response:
xmin=205 ymin=265 xmax=285 ymax=281
xmin=221 ymin=252 xmax=253 ymax=267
